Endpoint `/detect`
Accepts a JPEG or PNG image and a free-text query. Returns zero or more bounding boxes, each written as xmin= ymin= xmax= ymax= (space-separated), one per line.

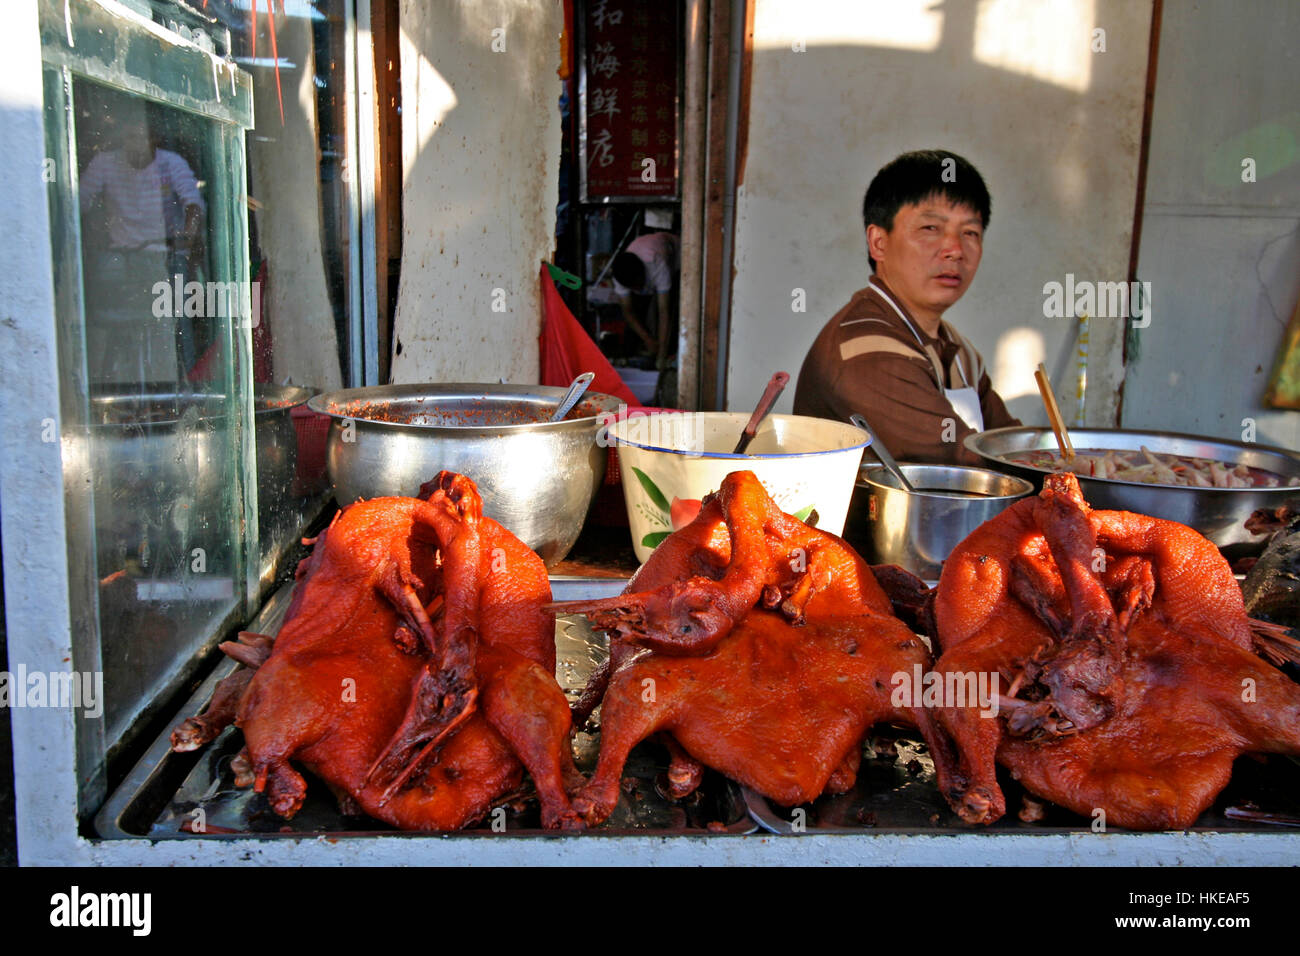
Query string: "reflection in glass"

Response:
xmin=78 ymin=90 xmax=206 ymax=386
xmin=61 ymin=1 xmax=353 ymax=749
xmin=233 ymin=0 xmax=349 ymax=579
xmin=74 ymin=82 xmax=237 ymax=739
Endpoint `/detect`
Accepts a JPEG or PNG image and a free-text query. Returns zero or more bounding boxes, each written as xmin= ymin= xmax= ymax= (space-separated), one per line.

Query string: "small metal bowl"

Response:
xmin=308 ymin=383 xmax=622 ymax=567
xmin=844 ymin=463 xmax=1034 ymax=579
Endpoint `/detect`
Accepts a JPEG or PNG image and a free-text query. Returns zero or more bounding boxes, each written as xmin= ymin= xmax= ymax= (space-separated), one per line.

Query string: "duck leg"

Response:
xmin=366 ymin=476 xmax=484 ymax=802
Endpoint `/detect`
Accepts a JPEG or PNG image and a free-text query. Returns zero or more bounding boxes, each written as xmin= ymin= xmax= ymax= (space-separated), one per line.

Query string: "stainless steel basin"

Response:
xmin=966 ymin=427 xmax=1300 ymax=554
xmin=308 ymin=383 xmax=623 ymax=567
xmin=846 ymin=463 xmax=1034 ymax=579
xmin=88 ymin=384 xmax=314 ymax=574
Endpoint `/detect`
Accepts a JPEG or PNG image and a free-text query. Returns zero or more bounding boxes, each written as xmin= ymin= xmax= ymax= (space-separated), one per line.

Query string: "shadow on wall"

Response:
xmin=730 ymin=0 xmax=1149 ymax=429
xmin=248 ymin=9 xmax=344 ymax=392
xmin=1118 ymin=0 xmax=1300 ymax=447
xmin=388 ymin=0 xmax=563 ymax=386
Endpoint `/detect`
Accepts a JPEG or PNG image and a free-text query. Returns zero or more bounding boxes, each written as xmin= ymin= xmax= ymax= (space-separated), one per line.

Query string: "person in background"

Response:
xmin=794 ymin=149 xmax=1019 ymax=464
xmin=79 ymin=100 xmax=205 ymax=384
xmin=612 ymin=230 xmax=679 ymax=371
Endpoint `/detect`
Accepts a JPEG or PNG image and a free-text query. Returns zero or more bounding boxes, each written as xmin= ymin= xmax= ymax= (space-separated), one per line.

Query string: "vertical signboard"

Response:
xmin=579 ymin=0 xmax=680 ymax=201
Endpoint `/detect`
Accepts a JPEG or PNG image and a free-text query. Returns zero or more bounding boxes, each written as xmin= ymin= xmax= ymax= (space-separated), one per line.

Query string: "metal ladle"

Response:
xmin=549 ymin=372 xmax=596 ymax=422
xmin=850 ymin=413 xmax=917 ymax=494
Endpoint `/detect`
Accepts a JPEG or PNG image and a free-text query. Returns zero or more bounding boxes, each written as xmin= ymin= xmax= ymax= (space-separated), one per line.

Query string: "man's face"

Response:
xmin=867 ymin=196 xmax=984 ymax=326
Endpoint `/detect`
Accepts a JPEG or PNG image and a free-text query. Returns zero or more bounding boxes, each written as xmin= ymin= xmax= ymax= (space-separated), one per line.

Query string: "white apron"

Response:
xmin=868 ymin=278 xmax=985 ymax=432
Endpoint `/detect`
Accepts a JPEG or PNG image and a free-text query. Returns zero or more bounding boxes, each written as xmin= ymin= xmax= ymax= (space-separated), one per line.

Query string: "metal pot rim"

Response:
xmin=308 ymin=382 xmax=622 ymax=433
xmin=607 ymin=411 xmax=872 ymax=459
xmin=966 ymin=426 xmax=1300 ymax=493
xmin=858 ymin=462 xmax=1035 ymax=499
xmin=89 ymin=384 xmax=316 ymax=427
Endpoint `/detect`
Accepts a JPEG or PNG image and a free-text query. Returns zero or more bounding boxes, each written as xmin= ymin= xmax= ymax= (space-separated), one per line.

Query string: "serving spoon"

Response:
xmin=549 ymin=371 xmax=596 ymax=422
xmin=732 ymin=372 xmax=790 ymax=454
xmin=850 ymin=413 xmax=917 ymax=494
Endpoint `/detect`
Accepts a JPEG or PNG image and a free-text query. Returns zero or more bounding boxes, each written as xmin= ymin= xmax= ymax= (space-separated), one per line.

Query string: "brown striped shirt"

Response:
xmin=793 ymin=279 xmax=1019 ymax=465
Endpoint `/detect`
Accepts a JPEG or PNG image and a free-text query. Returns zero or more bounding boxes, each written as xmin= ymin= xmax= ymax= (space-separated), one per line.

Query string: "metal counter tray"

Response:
xmin=97 ymin=578 xmax=1300 ymax=841
xmin=95 ymin=577 xmax=755 ymax=839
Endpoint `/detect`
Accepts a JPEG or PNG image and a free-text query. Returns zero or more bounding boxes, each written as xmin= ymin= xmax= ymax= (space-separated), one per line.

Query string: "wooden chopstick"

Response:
xmin=1035 ymin=363 xmax=1075 ymax=461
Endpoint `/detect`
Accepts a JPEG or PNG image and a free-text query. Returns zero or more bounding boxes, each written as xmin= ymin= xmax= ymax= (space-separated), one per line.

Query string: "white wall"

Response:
xmin=1124 ymin=0 xmax=1300 ymax=450
xmin=249 ymin=12 xmax=343 ymax=391
xmin=728 ymin=0 xmax=1152 ymax=427
xmin=389 ymin=0 xmax=563 ymax=384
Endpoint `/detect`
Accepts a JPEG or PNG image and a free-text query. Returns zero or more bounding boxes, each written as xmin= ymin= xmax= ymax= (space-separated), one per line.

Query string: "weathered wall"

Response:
xmin=249 ymin=13 xmax=343 ymax=391
xmin=390 ymin=0 xmax=563 ymax=384
xmin=1124 ymin=0 xmax=1300 ymax=449
xmin=728 ymin=0 xmax=1151 ymax=428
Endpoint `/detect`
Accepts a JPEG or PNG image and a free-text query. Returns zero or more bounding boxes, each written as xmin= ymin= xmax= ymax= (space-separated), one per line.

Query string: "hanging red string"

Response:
xmin=264 ymin=0 xmax=285 ymax=125
xmin=246 ymin=0 xmax=286 ymax=125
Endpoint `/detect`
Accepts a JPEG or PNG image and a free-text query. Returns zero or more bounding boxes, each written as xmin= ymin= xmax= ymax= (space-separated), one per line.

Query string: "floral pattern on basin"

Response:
xmin=630 ymin=467 xmax=813 ymax=551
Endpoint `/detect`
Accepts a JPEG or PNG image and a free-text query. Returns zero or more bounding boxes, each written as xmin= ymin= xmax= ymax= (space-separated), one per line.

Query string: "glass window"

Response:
xmin=74 ymin=81 xmax=248 ymax=743
xmin=40 ymin=0 xmax=359 ymax=812
xmin=229 ymin=0 xmax=354 ymax=584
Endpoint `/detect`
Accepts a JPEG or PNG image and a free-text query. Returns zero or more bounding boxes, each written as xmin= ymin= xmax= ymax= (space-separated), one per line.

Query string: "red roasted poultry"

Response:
xmin=931 ymin=472 xmax=1300 ymax=830
xmin=171 ymin=472 xmax=582 ymax=830
xmin=551 ymin=469 xmax=943 ymax=826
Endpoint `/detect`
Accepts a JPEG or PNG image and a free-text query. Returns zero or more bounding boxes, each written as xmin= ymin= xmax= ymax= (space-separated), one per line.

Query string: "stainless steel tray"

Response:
xmin=97 ymin=577 xmax=1300 ymax=839
xmin=94 ymin=577 xmax=756 ymax=838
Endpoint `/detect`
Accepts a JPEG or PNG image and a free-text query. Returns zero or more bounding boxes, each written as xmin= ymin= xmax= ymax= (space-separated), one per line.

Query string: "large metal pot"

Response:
xmin=88 ymin=384 xmax=315 ymax=574
xmin=845 ymin=463 xmax=1034 ymax=579
xmin=966 ymin=427 xmax=1300 ymax=555
xmin=308 ymin=383 xmax=622 ymax=567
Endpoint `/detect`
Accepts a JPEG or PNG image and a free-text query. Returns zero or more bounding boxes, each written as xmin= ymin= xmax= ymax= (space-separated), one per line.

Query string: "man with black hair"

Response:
xmin=612 ymin=231 xmax=679 ymax=370
xmin=80 ymin=98 xmax=205 ymax=384
xmin=794 ymin=149 xmax=1019 ymax=464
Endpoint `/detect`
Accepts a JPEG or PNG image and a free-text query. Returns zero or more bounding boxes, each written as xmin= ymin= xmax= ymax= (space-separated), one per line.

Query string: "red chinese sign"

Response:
xmin=581 ymin=0 xmax=679 ymax=200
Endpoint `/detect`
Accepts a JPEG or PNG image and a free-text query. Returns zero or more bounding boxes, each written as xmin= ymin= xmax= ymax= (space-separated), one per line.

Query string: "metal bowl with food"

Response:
xmin=308 ymin=383 xmax=622 ymax=567
xmin=845 ymin=463 xmax=1034 ymax=579
xmin=966 ymin=427 xmax=1300 ymax=553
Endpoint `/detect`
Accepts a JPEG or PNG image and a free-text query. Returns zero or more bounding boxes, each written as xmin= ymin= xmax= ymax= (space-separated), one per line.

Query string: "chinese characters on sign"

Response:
xmin=582 ymin=0 xmax=679 ymax=199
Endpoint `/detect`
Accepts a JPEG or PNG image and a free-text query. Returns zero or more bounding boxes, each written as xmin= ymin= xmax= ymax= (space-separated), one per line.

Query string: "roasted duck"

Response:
xmin=552 ymin=470 xmax=941 ymax=826
xmin=171 ymin=472 xmax=582 ymax=830
xmin=931 ymin=472 xmax=1300 ymax=829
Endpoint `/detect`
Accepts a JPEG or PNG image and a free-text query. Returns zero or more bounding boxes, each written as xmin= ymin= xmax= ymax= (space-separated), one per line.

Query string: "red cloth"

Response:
xmin=188 ymin=259 xmax=273 ymax=383
xmin=539 ymin=264 xmax=639 ymax=406
xmin=251 ymin=259 xmax=273 ymax=382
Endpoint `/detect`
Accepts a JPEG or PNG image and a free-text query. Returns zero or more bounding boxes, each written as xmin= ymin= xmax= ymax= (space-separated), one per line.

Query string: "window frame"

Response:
xmin=39 ymin=0 xmax=256 ymax=814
